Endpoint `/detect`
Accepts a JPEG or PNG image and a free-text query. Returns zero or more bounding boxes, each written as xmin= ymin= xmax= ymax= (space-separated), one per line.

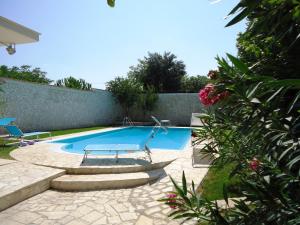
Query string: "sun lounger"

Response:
xmin=4 ymin=125 xmax=51 ymax=140
xmin=0 ymin=118 xmax=16 ymax=126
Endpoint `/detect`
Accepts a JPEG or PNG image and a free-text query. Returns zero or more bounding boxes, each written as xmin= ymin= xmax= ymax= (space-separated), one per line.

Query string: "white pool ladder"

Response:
xmin=122 ymin=117 xmax=135 ymax=127
xmin=151 ymin=116 xmax=168 ymax=133
xmin=143 ymin=116 xmax=168 ymax=149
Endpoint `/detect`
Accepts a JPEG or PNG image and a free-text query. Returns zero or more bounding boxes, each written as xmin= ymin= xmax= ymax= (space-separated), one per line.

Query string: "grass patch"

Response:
xmin=0 ymin=126 xmax=107 ymax=159
xmin=199 ymin=163 xmax=241 ymax=201
xmin=0 ymin=146 xmax=17 ymax=159
xmin=38 ymin=126 xmax=107 ymax=138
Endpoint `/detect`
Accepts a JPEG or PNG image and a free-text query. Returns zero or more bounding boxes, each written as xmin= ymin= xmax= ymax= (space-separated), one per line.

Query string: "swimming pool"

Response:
xmin=51 ymin=127 xmax=191 ymax=155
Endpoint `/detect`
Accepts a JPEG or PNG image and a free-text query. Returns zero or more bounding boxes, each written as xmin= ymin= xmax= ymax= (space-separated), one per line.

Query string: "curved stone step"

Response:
xmin=67 ymin=159 xmax=174 ymax=175
xmin=51 ymin=169 xmax=164 ymax=191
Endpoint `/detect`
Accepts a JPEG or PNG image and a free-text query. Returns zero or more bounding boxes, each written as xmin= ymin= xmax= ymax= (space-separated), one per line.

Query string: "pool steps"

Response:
xmin=0 ymin=158 xmax=170 ymax=211
xmin=63 ymin=158 xmax=174 ymax=174
xmin=51 ymin=169 xmax=165 ymax=191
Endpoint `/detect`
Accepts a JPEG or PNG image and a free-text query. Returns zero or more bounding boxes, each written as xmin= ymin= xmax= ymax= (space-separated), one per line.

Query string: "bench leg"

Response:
xmin=82 ymin=151 xmax=88 ymax=163
xmin=147 ymin=150 xmax=152 ymax=163
xmin=145 ymin=146 xmax=152 ymax=163
xmin=115 ymin=151 xmax=119 ymax=163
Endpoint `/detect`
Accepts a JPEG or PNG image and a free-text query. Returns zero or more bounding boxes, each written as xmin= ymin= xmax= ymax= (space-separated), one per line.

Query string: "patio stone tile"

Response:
xmin=10 ymin=211 xmax=40 ymax=224
xmin=66 ymin=219 xmax=88 ymax=225
xmin=145 ymin=206 xmax=162 ymax=216
xmin=1 ymin=219 xmax=24 ymax=225
xmin=0 ymin=134 xmax=209 ymax=225
xmin=119 ymin=212 xmax=138 ymax=221
xmin=112 ymin=204 xmax=128 ymax=213
xmin=107 ymin=215 xmax=121 ymax=224
xmin=136 ymin=215 xmax=153 ymax=225
xmin=82 ymin=211 xmax=103 ymax=223
xmin=90 ymin=216 xmax=107 ymax=225
xmin=39 ymin=211 xmax=69 ymax=220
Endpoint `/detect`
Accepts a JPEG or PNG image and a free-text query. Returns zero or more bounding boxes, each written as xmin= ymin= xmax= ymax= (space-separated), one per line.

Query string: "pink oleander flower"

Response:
xmin=166 ymin=193 xmax=177 ymax=209
xmin=198 ymin=84 xmax=229 ymax=106
xmin=249 ymin=158 xmax=260 ymax=171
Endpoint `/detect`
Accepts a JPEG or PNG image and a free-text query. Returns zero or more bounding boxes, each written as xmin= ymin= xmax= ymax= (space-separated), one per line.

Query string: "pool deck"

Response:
xmin=0 ymin=128 xmax=209 ymax=225
xmin=0 ymin=159 xmax=65 ymax=211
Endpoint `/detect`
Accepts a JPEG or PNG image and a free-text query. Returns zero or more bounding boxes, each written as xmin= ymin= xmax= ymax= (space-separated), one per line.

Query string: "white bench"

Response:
xmin=83 ymin=144 xmax=152 ymax=163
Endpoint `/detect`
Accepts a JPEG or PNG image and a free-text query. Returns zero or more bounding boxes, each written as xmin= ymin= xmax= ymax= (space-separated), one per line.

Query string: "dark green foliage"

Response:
xmin=0 ymin=65 xmax=52 ymax=84
xmin=128 ymin=52 xmax=186 ymax=93
xmin=162 ymin=55 xmax=300 ymax=224
xmin=106 ymin=77 xmax=142 ymax=116
xmin=107 ymin=0 xmax=115 ymax=7
xmin=181 ymin=75 xmax=208 ymax=93
xmin=55 ymin=76 xmax=92 ymax=90
xmin=231 ymin=0 xmax=300 ymax=79
xmin=138 ymin=86 xmax=158 ymax=117
xmin=159 ymin=172 xmax=228 ymax=224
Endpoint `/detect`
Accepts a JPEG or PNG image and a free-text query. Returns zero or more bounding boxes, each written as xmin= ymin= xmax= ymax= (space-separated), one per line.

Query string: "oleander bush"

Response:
xmin=160 ymin=54 xmax=300 ymax=224
xmin=157 ymin=0 xmax=300 ymax=224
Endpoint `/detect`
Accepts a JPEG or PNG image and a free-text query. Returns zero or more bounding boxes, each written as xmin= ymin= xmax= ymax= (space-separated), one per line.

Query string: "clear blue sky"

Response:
xmin=0 ymin=0 xmax=245 ymax=89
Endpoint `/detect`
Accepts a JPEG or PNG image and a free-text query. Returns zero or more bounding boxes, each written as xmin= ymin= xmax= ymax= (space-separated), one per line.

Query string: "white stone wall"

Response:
xmin=131 ymin=93 xmax=204 ymax=126
xmin=0 ymin=78 xmax=204 ymax=131
xmin=0 ymin=78 xmax=122 ymax=131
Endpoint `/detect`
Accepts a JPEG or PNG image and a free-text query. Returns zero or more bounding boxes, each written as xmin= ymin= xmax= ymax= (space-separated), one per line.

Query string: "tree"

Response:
xmin=106 ymin=77 xmax=142 ymax=116
xmin=181 ymin=75 xmax=208 ymax=93
xmin=138 ymin=86 xmax=158 ymax=118
xmin=128 ymin=52 xmax=186 ymax=93
xmin=232 ymin=1 xmax=300 ymax=79
xmin=55 ymin=76 xmax=92 ymax=90
xmin=0 ymin=65 xmax=52 ymax=84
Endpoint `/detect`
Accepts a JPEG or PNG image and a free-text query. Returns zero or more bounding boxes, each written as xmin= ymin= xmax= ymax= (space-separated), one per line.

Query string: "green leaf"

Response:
xmin=170 ymin=176 xmax=193 ymax=207
xmin=287 ymin=155 xmax=300 ymax=170
xmin=278 ymin=146 xmax=295 ymax=162
xmin=266 ymin=87 xmax=284 ymax=103
xmin=170 ymin=176 xmax=185 ymax=198
xmin=225 ymin=8 xmax=248 ymax=27
xmin=107 ymin=0 xmax=115 ymax=7
xmin=226 ymin=53 xmax=249 ymax=74
xmin=168 ymin=210 xmax=183 ymax=217
xmin=227 ymin=2 xmax=243 ymax=16
xmin=246 ymin=82 xmax=263 ymax=98
xmin=288 ymin=91 xmax=300 ymax=113
xmin=173 ymin=212 xmax=198 ymax=219
xmin=182 ymin=171 xmax=187 ymax=195
xmin=266 ymin=79 xmax=300 ymax=88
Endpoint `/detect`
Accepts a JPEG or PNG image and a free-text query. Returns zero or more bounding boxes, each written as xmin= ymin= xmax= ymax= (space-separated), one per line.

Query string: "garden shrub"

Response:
xmin=160 ymin=54 xmax=300 ymax=224
xmin=158 ymin=1 xmax=300 ymax=224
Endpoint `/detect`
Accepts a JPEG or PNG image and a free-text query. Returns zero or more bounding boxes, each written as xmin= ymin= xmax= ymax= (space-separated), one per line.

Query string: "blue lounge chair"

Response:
xmin=0 ymin=118 xmax=16 ymax=126
xmin=5 ymin=125 xmax=51 ymax=140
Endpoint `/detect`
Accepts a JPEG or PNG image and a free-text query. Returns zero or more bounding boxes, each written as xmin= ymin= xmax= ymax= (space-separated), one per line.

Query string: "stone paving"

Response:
xmin=0 ymin=129 xmax=209 ymax=225
xmin=0 ymin=153 xmax=206 ymax=225
xmin=0 ymin=160 xmax=63 ymax=197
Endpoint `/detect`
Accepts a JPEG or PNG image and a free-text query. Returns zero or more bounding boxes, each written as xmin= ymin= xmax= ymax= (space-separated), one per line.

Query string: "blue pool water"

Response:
xmin=51 ymin=127 xmax=191 ymax=155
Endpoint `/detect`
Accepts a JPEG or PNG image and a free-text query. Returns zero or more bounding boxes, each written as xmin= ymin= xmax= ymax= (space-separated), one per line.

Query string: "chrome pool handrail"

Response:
xmin=122 ymin=117 xmax=134 ymax=126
